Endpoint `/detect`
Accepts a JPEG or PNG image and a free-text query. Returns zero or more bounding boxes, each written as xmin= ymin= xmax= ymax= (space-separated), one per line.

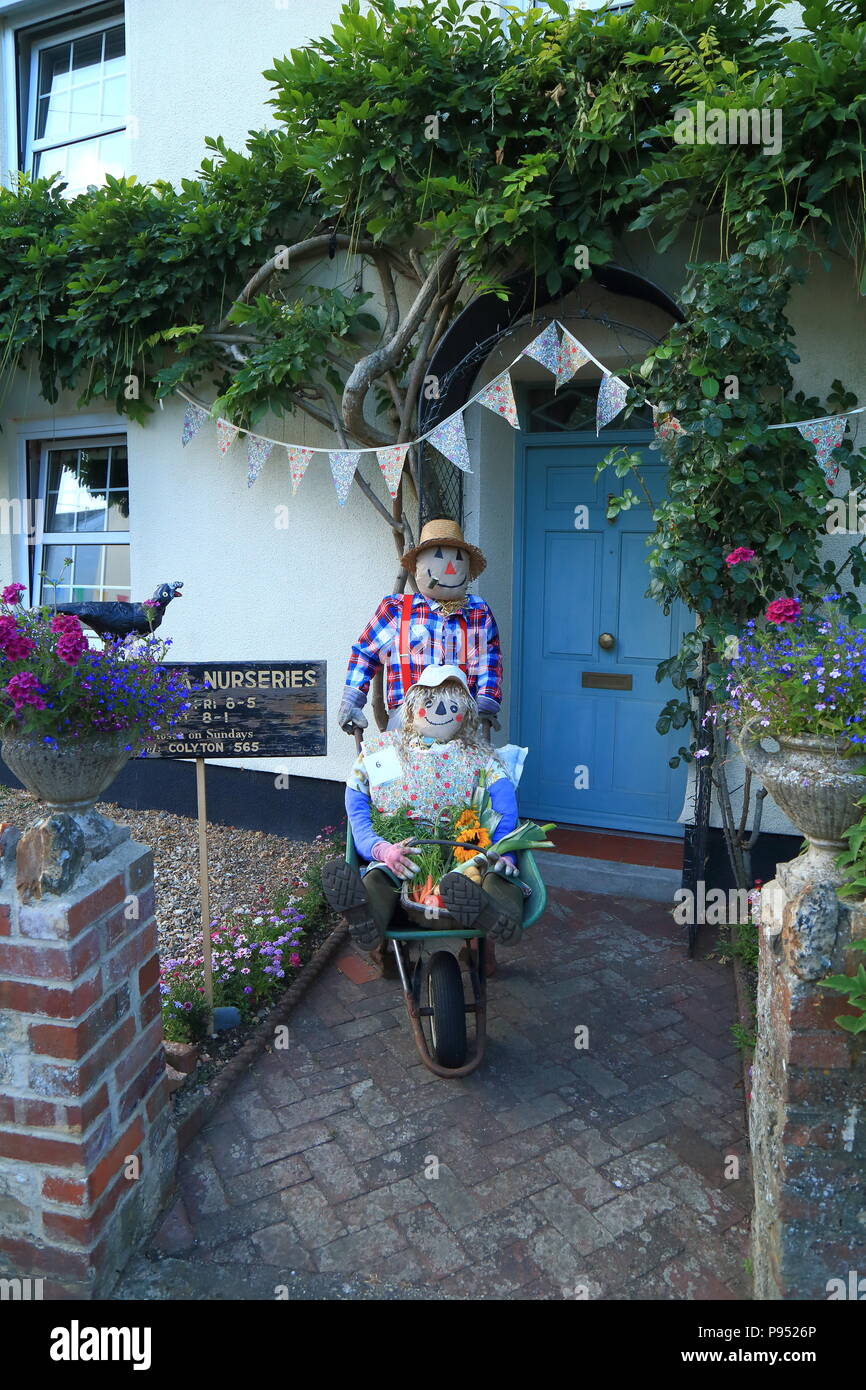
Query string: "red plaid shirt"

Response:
xmin=343 ymin=593 xmax=502 ymax=714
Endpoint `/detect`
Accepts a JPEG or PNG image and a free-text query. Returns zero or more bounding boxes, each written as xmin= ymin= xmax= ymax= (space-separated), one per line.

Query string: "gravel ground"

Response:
xmin=0 ymin=784 xmax=332 ymax=960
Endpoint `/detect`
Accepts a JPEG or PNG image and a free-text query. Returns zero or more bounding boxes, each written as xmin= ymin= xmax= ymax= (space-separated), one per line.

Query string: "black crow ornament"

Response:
xmin=54 ymin=581 xmax=183 ymax=642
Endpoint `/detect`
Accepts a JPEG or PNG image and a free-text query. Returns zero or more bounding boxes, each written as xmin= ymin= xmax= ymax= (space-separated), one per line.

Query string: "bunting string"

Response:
xmin=176 ymin=318 xmax=862 ymax=500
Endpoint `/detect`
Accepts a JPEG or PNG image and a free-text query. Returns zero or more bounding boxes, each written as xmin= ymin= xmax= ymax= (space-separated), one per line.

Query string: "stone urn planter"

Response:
xmin=738 ymin=717 xmax=865 ymax=888
xmin=0 ymin=728 xmax=132 ymax=815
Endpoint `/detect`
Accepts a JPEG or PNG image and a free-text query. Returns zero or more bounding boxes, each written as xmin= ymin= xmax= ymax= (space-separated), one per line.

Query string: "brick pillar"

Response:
xmin=0 ymin=820 xmax=176 ymax=1298
xmin=750 ymin=872 xmax=866 ymax=1300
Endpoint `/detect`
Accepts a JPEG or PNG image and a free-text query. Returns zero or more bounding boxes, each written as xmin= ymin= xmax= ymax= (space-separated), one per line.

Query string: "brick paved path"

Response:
xmin=149 ymin=887 xmax=752 ymax=1299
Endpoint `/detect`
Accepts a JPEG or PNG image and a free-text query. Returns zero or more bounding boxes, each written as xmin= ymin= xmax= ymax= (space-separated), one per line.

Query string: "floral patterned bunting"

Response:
xmin=246 ymin=435 xmax=274 ymax=487
xmin=376 ymin=443 xmax=409 ymax=498
xmin=796 ymin=416 xmax=848 ymax=485
xmin=596 ymin=374 xmax=629 ymax=433
xmin=287 ymin=445 xmax=314 ymax=494
xmin=522 ymin=323 xmax=561 ymax=376
xmin=476 ymin=371 xmax=519 ymax=429
xmin=181 ymin=402 xmax=210 ymax=447
xmin=556 ymin=329 xmax=590 ymax=390
xmin=426 ymin=412 xmax=472 ymax=472
xmin=215 ymin=419 xmax=239 ymax=455
xmin=329 ymin=450 xmax=361 ymax=505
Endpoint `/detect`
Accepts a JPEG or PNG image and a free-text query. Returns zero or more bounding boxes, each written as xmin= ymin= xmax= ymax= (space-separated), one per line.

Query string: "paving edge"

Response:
xmin=173 ymin=918 xmax=349 ymax=1153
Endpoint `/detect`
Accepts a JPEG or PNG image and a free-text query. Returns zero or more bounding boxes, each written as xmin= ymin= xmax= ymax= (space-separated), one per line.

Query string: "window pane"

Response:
xmin=104 ymin=25 xmax=125 ymax=64
xmin=107 ymin=493 xmax=128 ymax=531
xmin=103 ymin=545 xmax=129 ymax=598
xmin=106 ymin=447 xmax=128 ymax=492
xmin=45 ymin=448 xmax=108 ymax=532
xmin=34 ymin=130 xmax=127 ymax=194
xmin=71 ymin=545 xmax=101 ymax=590
xmin=69 ymin=82 xmax=103 ymax=138
xmin=41 ymin=544 xmax=75 ymax=597
xmin=101 ymin=75 xmax=125 ymax=122
xmin=36 ymin=42 xmax=72 ymax=141
xmin=70 ymin=33 xmax=102 ymax=75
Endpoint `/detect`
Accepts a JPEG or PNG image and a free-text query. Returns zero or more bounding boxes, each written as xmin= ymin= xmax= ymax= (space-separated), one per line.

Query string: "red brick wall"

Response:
xmin=750 ymin=884 xmax=865 ymax=1300
xmin=0 ymin=837 xmax=175 ymax=1298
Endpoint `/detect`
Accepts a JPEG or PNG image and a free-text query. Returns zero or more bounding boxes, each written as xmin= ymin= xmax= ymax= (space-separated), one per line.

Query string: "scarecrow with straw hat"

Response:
xmin=339 ymin=518 xmax=503 ymax=735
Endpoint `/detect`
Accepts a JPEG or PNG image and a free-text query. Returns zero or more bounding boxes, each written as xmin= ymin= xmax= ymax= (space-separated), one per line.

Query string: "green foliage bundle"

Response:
xmin=3 ymin=0 xmax=866 ymax=433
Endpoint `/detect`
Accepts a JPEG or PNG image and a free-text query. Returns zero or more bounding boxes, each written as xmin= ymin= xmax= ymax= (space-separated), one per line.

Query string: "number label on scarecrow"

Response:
xmin=140 ymin=661 xmax=327 ymax=758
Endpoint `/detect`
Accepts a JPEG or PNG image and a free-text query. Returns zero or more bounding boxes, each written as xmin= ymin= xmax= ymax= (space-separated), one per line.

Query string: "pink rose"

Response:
xmin=765 ymin=598 xmax=801 ymax=626
xmin=725 ymin=547 xmax=757 ymax=567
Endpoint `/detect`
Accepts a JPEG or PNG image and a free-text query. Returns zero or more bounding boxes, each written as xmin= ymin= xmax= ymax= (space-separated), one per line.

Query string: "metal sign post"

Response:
xmin=195 ymin=758 xmax=214 ymax=1025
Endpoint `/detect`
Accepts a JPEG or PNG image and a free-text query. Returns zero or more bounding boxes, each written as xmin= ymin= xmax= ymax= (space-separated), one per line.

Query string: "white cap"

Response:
xmin=406 ymin=664 xmax=475 ymax=703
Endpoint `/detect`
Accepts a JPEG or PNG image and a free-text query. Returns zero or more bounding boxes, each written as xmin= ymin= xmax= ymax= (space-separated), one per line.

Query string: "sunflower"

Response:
xmin=453 ymin=825 xmax=491 ymax=862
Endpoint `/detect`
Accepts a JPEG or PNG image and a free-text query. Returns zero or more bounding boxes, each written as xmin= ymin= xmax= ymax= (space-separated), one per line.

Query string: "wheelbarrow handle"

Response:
xmin=405 ymin=837 xmax=481 ymax=850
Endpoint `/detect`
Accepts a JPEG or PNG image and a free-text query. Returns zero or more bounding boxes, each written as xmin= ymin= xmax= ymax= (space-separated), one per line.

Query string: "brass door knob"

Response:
xmin=598 ymin=632 xmax=615 ymax=650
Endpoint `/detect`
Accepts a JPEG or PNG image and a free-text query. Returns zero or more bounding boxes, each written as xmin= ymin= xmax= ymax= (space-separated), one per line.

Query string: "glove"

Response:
xmin=339 ymin=698 xmax=368 ymax=734
xmin=372 ymin=838 xmax=419 ymax=881
xmin=484 ymin=850 xmax=519 ymax=878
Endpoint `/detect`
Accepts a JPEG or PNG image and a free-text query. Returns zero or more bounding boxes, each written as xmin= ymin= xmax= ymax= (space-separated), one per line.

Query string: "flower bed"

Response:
xmin=160 ymin=826 xmax=342 ymax=1048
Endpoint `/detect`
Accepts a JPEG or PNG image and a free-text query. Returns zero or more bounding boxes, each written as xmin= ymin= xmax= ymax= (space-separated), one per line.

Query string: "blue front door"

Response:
xmin=514 ymin=432 xmax=687 ymax=836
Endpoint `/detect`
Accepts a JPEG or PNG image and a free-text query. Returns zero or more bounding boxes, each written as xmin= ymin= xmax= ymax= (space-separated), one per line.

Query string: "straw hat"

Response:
xmin=401 ymin=518 xmax=486 ymax=581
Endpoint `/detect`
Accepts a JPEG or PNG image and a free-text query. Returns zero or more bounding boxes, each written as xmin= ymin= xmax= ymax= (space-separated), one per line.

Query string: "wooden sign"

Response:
xmin=140 ymin=660 xmax=327 ymax=759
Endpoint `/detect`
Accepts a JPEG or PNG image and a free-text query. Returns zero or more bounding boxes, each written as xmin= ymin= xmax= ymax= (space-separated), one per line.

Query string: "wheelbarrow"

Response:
xmin=344 ymin=825 xmax=547 ymax=1078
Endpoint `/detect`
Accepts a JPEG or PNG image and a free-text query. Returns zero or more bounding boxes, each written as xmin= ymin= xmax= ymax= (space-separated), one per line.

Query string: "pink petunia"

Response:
xmin=5 ymin=671 xmax=46 ymax=711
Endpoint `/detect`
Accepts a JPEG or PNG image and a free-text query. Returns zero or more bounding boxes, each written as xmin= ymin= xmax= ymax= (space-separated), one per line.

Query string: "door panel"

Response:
xmin=515 ymin=436 xmax=687 ymax=836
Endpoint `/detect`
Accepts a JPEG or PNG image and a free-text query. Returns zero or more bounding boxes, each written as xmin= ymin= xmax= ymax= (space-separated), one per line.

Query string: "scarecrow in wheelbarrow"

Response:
xmin=322 ymin=666 xmax=552 ymax=1077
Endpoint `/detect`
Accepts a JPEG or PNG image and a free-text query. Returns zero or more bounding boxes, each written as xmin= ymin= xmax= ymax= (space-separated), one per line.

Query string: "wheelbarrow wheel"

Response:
xmin=426 ymin=951 xmax=467 ymax=1069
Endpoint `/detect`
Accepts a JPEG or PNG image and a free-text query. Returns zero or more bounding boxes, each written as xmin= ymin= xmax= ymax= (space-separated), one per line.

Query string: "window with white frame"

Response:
xmin=31 ymin=438 xmax=130 ymax=605
xmin=19 ymin=7 xmax=127 ymax=196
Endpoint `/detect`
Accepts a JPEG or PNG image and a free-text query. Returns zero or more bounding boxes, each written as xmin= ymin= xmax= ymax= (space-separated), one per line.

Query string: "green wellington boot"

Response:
xmin=321 ymin=858 xmax=384 ymax=953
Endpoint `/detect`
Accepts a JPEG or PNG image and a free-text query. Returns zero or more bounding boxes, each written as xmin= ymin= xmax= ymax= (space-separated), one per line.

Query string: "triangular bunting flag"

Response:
xmin=523 ymin=323 xmax=561 ymax=376
xmin=797 ymin=416 xmax=847 ymax=485
xmin=476 ymin=371 xmax=519 ymax=429
xmin=181 ymin=402 xmax=209 ymax=447
xmin=216 ymin=418 xmax=239 ymax=455
xmin=287 ymin=445 xmax=314 ymax=495
xmin=376 ymin=444 xmax=409 ymax=499
xmin=596 ymin=375 xmax=629 ymax=433
xmin=329 ymin=450 xmax=361 ymax=505
xmin=246 ymin=435 xmax=274 ymax=488
xmin=426 ymin=413 xmax=472 ymax=473
xmin=556 ymin=329 xmax=590 ymax=390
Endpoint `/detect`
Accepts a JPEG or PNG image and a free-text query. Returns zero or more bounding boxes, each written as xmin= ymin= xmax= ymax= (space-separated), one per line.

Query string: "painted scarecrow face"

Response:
xmin=411 ymin=680 xmax=468 ymax=742
xmin=416 ymin=544 xmax=469 ymax=602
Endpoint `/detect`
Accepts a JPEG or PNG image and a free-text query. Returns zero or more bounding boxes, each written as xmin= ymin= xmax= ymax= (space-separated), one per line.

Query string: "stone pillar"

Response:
xmin=750 ymin=864 xmax=866 ymax=1300
xmin=0 ymin=816 xmax=175 ymax=1298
